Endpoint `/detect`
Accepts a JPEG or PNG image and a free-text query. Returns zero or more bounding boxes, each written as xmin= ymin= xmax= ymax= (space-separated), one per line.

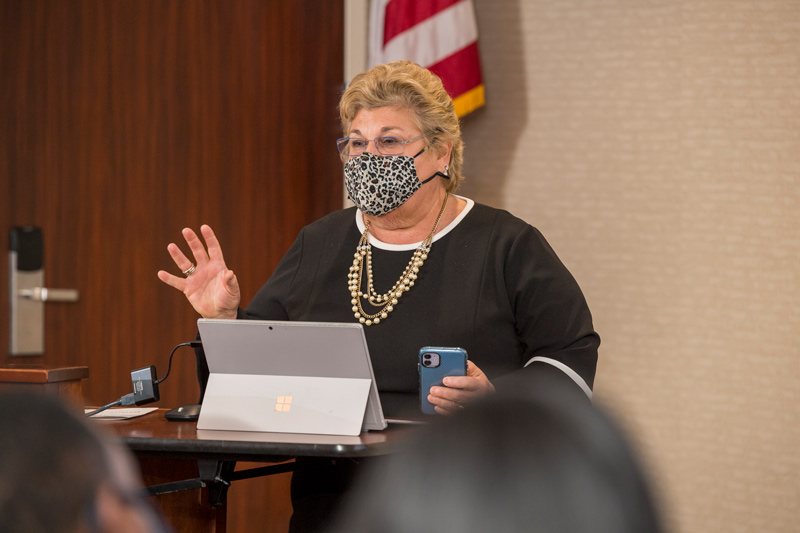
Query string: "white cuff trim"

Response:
xmin=524 ymin=356 xmax=593 ymax=399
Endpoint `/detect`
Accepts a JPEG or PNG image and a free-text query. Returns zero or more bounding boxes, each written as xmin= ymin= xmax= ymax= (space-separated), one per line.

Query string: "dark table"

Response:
xmin=96 ymin=408 xmax=417 ymax=532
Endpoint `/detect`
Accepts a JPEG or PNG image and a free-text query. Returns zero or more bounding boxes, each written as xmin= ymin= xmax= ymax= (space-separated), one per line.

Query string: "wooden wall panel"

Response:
xmin=2 ymin=1 xmax=344 ymax=531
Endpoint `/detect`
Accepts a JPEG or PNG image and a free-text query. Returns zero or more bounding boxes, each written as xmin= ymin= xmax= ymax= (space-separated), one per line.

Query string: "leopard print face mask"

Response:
xmin=344 ymin=149 xmax=448 ymax=217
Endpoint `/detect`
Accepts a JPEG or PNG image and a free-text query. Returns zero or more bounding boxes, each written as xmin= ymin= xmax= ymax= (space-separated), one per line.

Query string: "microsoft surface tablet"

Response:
xmin=196 ymin=319 xmax=387 ymax=436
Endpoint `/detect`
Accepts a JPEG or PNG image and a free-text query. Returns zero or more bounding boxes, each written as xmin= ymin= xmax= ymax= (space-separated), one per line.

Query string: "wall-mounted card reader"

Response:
xmin=9 ymin=226 xmax=79 ymax=356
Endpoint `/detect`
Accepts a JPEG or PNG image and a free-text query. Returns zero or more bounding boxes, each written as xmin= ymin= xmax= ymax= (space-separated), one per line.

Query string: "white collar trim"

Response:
xmin=354 ymin=196 xmax=474 ymax=251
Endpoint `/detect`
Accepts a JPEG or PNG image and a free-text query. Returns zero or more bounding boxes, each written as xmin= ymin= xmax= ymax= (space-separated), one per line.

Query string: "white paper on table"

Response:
xmin=85 ymin=407 xmax=158 ymax=419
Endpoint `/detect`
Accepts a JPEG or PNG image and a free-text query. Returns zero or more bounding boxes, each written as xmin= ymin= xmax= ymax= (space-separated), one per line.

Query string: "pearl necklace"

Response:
xmin=348 ymin=194 xmax=449 ymax=326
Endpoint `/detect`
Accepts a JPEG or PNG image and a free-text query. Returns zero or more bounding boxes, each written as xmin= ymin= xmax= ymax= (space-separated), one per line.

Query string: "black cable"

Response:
xmin=155 ymin=340 xmax=203 ymax=385
xmin=85 ymin=393 xmax=136 ymax=417
xmin=85 ymin=340 xmax=202 ymax=417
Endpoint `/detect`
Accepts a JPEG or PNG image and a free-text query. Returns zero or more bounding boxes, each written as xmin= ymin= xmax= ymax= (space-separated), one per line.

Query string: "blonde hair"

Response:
xmin=339 ymin=61 xmax=464 ymax=192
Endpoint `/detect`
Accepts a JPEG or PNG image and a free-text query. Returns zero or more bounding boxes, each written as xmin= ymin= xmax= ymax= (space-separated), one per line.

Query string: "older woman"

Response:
xmin=158 ymin=60 xmax=599 ymax=529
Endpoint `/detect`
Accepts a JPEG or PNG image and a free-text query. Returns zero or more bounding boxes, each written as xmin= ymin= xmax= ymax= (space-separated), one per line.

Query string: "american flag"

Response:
xmin=369 ymin=0 xmax=485 ymax=117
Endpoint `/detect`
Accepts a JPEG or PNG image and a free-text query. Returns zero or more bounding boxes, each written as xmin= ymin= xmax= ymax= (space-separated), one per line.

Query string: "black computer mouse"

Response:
xmin=164 ymin=404 xmax=201 ymax=421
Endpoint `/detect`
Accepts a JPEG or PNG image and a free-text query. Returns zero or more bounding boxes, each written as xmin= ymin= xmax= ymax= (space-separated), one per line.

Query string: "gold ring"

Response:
xmin=182 ymin=263 xmax=196 ymax=277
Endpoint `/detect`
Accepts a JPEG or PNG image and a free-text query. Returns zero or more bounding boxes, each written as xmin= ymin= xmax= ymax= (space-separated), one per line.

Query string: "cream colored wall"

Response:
xmin=457 ymin=1 xmax=799 ymax=532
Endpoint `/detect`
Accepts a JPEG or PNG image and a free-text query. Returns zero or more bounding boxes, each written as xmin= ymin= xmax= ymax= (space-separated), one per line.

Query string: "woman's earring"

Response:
xmin=444 ymin=165 xmax=449 ymax=176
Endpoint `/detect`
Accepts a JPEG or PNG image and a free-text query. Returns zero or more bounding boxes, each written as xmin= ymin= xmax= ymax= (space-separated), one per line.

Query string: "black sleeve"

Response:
xmin=239 ymin=227 xmax=308 ymax=321
xmin=501 ymin=224 xmax=599 ymax=393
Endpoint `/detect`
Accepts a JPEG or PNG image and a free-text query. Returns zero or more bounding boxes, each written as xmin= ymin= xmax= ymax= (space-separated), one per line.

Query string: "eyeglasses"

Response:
xmin=336 ymin=132 xmax=433 ymax=157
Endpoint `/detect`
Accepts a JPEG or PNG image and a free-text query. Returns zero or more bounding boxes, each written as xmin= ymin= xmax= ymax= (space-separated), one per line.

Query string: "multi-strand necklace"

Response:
xmin=348 ymin=194 xmax=449 ymax=326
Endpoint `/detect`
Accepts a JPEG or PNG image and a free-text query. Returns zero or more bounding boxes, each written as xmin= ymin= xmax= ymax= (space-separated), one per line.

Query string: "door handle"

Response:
xmin=18 ymin=287 xmax=80 ymax=302
xmin=9 ymin=226 xmax=79 ymax=356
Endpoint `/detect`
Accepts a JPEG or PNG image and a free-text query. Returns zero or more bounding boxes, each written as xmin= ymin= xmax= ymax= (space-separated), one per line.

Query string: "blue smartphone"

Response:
xmin=418 ymin=346 xmax=468 ymax=415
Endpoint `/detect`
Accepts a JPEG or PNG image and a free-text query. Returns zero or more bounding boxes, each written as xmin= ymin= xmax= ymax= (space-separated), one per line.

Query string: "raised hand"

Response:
xmin=157 ymin=225 xmax=240 ymax=319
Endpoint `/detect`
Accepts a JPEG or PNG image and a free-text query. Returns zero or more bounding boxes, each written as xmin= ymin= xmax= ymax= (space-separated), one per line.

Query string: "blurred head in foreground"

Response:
xmin=330 ymin=382 xmax=663 ymax=533
xmin=0 ymin=391 xmax=171 ymax=533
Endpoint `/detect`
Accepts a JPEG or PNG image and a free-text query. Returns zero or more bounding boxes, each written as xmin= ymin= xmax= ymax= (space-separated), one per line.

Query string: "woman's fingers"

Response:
xmin=163 ymin=226 xmax=224 ymax=279
xmin=428 ymin=361 xmax=496 ymax=415
xmin=182 ymin=227 xmax=210 ymax=266
xmin=222 ymin=269 xmax=239 ymax=293
xmin=158 ymin=225 xmax=238 ymax=319
xmin=434 ymin=402 xmax=462 ymax=415
xmin=156 ymin=269 xmax=185 ymax=291
xmin=429 ymin=385 xmax=464 ymax=403
xmin=428 ymin=385 xmax=464 ymax=415
xmin=430 ymin=395 xmax=463 ymax=415
xmin=441 ymin=375 xmax=481 ymax=392
xmin=166 ymin=242 xmax=193 ymax=272
xmin=200 ymin=225 xmax=226 ymax=263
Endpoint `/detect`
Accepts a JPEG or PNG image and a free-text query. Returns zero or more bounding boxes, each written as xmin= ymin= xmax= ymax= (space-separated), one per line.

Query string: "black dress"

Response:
xmin=201 ymin=199 xmax=600 ymax=531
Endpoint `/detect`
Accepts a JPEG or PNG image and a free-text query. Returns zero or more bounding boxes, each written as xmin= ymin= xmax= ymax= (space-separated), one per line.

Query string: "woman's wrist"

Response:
xmin=209 ymin=308 xmax=238 ymax=320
